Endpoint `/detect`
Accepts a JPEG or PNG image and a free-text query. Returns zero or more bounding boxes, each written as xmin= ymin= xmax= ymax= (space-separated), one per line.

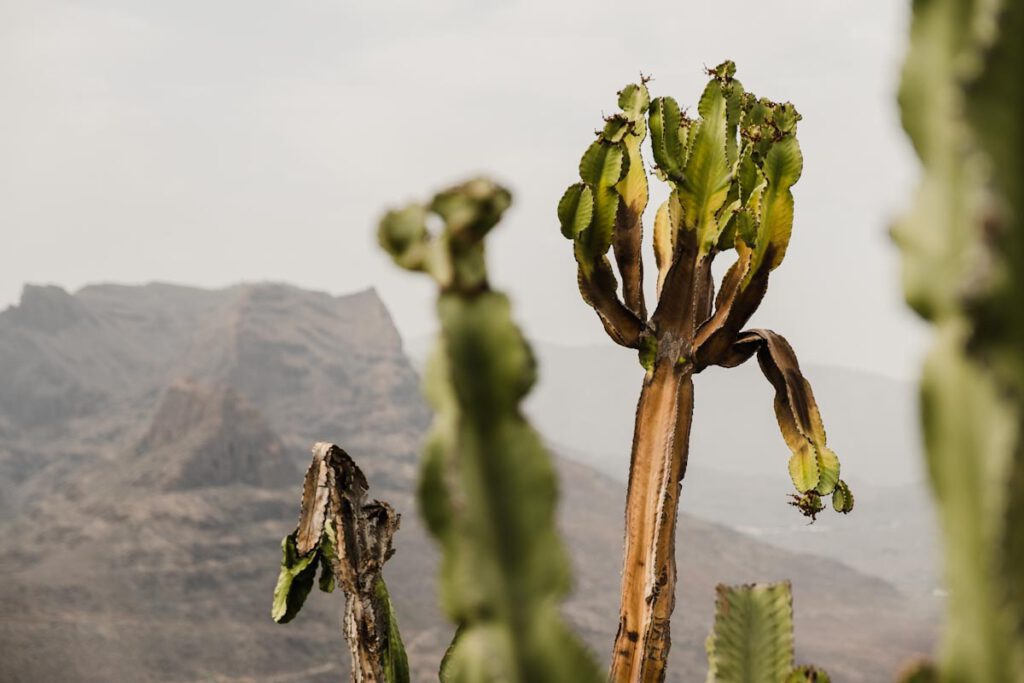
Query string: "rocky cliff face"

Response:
xmin=0 ymin=282 xmax=933 ymax=683
xmin=133 ymin=380 xmax=296 ymax=490
xmin=0 ymin=282 xmax=427 ymax=508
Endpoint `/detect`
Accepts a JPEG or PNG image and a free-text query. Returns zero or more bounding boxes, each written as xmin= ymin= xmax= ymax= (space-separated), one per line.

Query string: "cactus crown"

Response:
xmin=558 ymin=62 xmax=851 ymax=519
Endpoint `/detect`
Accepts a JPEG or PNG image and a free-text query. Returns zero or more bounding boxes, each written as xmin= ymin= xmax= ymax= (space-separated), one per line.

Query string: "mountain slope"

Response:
xmin=0 ymin=283 xmax=934 ymax=682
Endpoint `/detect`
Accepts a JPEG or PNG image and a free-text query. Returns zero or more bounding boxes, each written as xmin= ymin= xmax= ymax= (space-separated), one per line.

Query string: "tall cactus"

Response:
xmin=379 ymin=179 xmax=603 ymax=683
xmin=559 ymin=63 xmax=852 ymax=681
xmin=894 ymin=0 xmax=1024 ymax=680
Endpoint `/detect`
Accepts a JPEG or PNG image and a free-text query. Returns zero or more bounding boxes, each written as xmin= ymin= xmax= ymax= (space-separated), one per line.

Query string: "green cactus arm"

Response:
xmin=576 ymin=140 xmax=629 ymax=263
xmin=723 ymin=72 xmax=746 ymax=168
xmin=919 ymin=325 xmax=1021 ymax=679
xmin=677 ymin=77 xmax=732 ymax=254
xmin=558 ymin=183 xmax=594 ymax=240
xmin=558 ymin=83 xmax=652 ymax=349
xmin=705 ymin=582 xmax=795 ymax=683
xmin=893 ymin=0 xmax=991 ymax=322
xmin=612 ymin=83 xmax=652 ymax=319
xmin=689 ymin=96 xmax=802 ymax=368
xmin=382 ymin=179 xmax=603 ymax=683
xmin=894 ymin=0 xmax=1024 ymax=679
xmin=271 ymin=531 xmax=320 ymax=624
xmin=966 ymin=0 xmax=1024 ymax=392
xmin=965 ymin=0 xmax=1024 ymax=369
xmin=649 ymin=95 xmax=687 ymax=182
xmin=375 ymin=576 xmax=411 ymax=683
xmin=746 ymin=136 xmax=803 ymax=279
xmin=271 ymin=443 xmax=408 ymax=683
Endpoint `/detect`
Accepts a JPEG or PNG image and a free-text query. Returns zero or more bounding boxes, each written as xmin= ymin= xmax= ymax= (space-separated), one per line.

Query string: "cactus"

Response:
xmin=893 ymin=0 xmax=1024 ymax=680
xmin=379 ymin=179 xmax=603 ymax=683
xmin=559 ymin=63 xmax=852 ymax=680
xmin=272 ymin=442 xmax=409 ymax=683
xmin=704 ymin=582 xmax=828 ymax=683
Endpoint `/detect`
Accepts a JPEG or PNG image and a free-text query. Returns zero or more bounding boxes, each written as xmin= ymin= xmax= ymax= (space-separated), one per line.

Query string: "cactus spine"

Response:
xmin=379 ymin=179 xmax=602 ymax=683
xmin=894 ymin=0 xmax=1024 ymax=679
xmin=559 ymin=64 xmax=852 ymax=681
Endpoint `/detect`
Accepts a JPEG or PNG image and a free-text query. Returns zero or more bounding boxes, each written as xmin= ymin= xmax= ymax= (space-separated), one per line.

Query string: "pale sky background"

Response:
xmin=0 ymin=0 xmax=929 ymax=380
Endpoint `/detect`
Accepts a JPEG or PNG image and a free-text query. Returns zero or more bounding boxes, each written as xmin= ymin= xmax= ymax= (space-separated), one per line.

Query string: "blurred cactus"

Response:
xmin=559 ymin=63 xmax=851 ymax=680
xmin=704 ymin=582 xmax=828 ymax=683
xmin=379 ymin=179 xmax=603 ymax=682
xmin=893 ymin=0 xmax=1024 ymax=680
xmin=272 ymin=443 xmax=409 ymax=683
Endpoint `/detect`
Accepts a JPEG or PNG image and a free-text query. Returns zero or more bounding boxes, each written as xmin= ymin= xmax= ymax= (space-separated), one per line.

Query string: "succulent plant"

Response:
xmin=559 ymin=62 xmax=852 ymax=680
xmin=894 ymin=0 xmax=1024 ymax=679
xmin=704 ymin=581 xmax=828 ymax=683
xmin=379 ymin=179 xmax=603 ymax=683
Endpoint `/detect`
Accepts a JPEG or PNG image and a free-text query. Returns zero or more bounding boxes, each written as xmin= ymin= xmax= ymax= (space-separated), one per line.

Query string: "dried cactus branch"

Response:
xmin=272 ymin=443 xmax=408 ymax=683
xmin=718 ymin=330 xmax=851 ymax=518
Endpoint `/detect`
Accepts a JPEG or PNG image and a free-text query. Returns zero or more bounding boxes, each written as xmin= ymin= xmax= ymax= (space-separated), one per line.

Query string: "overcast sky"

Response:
xmin=0 ymin=0 xmax=929 ymax=380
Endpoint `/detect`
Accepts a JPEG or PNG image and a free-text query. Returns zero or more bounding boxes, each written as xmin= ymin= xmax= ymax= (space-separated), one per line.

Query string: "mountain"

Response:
xmin=0 ymin=282 xmax=427 ymax=511
xmin=0 ymin=283 xmax=935 ymax=682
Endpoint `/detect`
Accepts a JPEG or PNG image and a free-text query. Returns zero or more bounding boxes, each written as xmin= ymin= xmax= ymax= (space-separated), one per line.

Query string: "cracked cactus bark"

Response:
xmin=379 ymin=179 xmax=602 ymax=683
xmin=894 ymin=0 xmax=1024 ymax=680
xmin=272 ymin=443 xmax=409 ymax=683
xmin=559 ymin=64 xmax=852 ymax=682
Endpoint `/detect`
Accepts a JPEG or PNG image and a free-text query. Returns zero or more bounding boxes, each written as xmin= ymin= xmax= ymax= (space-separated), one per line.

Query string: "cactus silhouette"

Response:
xmin=559 ymin=62 xmax=852 ymax=681
xmin=379 ymin=178 xmax=603 ymax=683
xmin=894 ymin=0 xmax=1024 ymax=680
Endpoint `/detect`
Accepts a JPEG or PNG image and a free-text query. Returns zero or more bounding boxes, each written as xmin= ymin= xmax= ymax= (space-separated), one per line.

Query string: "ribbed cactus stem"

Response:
xmin=611 ymin=360 xmax=694 ymax=681
xmin=380 ymin=178 xmax=602 ymax=683
xmin=895 ymin=0 xmax=1024 ymax=678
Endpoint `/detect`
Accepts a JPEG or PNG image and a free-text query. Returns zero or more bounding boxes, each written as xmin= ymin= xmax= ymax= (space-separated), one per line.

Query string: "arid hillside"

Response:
xmin=0 ymin=283 xmax=934 ymax=682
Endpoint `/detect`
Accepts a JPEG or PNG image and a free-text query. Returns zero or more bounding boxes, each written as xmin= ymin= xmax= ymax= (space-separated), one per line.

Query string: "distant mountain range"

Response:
xmin=0 ymin=283 xmax=935 ymax=682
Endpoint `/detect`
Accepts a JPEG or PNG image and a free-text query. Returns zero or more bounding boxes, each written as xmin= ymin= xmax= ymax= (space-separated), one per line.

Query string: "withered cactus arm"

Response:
xmin=380 ymin=179 xmax=602 ymax=683
xmin=718 ymin=331 xmax=852 ymax=518
xmin=272 ymin=443 xmax=409 ymax=683
xmin=559 ymin=63 xmax=851 ymax=682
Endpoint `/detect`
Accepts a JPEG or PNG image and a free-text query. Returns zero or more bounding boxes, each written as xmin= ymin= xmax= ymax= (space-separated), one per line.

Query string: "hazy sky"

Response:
xmin=0 ymin=0 xmax=929 ymax=379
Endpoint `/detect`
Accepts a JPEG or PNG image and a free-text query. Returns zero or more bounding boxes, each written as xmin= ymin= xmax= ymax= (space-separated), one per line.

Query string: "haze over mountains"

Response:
xmin=526 ymin=343 xmax=942 ymax=601
xmin=405 ymin=336 xmax=942 ymax=601
xmin=0 ymin=282 xmax=935 ymax=682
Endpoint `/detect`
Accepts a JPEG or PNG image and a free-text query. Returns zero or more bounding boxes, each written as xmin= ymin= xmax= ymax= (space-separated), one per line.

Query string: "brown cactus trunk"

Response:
xmin=609 ymin=358 xmax=695 ymax=683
